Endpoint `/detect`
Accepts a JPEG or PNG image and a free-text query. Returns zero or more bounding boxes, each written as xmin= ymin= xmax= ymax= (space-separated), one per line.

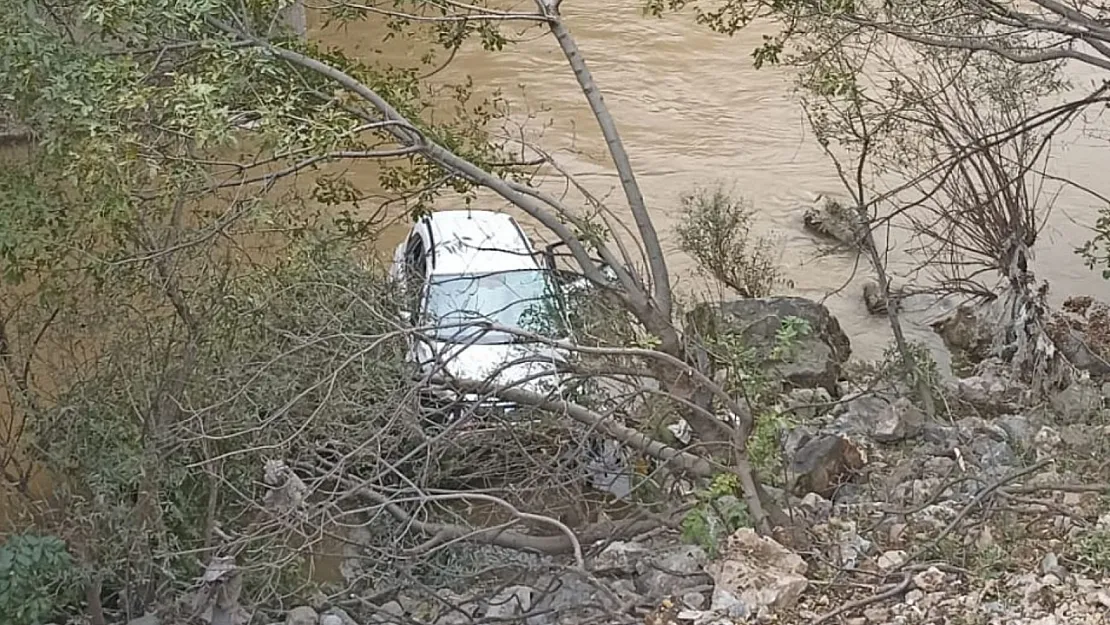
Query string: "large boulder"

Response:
xmin=688 ymin=297 xmax=851 ymax=395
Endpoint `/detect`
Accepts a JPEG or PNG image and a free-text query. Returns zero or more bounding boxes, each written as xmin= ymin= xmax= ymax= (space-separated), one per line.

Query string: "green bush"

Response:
xmin=0 ymin=533 xmax=79 ymax=625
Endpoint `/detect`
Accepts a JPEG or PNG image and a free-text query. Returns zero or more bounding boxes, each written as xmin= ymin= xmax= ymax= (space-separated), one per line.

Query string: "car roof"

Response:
xmin=422 ymin=210 xmax=539 ymax=276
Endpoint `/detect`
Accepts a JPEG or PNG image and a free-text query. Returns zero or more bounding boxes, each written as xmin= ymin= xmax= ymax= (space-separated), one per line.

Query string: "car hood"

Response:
xmin=415 ymin=340 xmax=569 ymax=393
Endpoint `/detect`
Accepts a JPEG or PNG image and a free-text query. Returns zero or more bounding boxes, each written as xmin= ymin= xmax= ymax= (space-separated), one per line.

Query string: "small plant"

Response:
xmin=771 ymin=316 xmax=811 ymax=360
xmin=971 ymin=542 xmax=1010 ymax=579
xmin=681 ymin=473 xmax=750 ymax=557
xmin=748 ymin=410 xmax=794 ymax=481
xmin=1074 ymin=527 xmax=1110 ymax=572
xmin=0 ymin=533 xmax=79 ymax=625
xmin=675 ymin=185 xmax=785 ymax=298
xmin=881 ymin=340 xmax=941 ymax=396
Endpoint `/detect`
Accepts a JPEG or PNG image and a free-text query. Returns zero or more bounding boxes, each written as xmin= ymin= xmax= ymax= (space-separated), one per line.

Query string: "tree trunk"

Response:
xmin=537 ymin=0 xmax=673 ymax=317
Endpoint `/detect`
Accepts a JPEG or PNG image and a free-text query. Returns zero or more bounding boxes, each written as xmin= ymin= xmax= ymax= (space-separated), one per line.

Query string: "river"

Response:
xmin=312 ymin=1 xmax=1110 ymax=363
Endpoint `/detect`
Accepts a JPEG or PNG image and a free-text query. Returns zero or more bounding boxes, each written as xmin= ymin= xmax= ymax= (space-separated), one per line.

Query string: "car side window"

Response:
xmin=404 ymin=235 xmax=426 ymax=278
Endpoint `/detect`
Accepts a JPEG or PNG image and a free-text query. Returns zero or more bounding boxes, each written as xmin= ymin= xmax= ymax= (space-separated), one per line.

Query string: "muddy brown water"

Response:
xmin=315 ymin=3 xmax=1110 ymax=363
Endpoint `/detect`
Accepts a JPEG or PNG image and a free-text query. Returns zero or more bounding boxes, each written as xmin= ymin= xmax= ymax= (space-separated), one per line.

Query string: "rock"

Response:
xmin=1051 ymin=379 xmax=1102 ymax=420
xmin=681 ymin=591 xmax=708 ymax=609
xmin=1046 ymin=297 xmax=1110 ymax=380
xmin=787 ymin=433 xmax=865 ymax=498
xmin=370 ymin=599 xmax=406 ymax=625
xmin=862 ymin=606 xmax=889 ymax=623
xmin=1094 ymin=590 xmax=1110 ymax=609
xmin=484 ymin=585 xmax=533 ymax=620
xmin=127 ymin=615 xmax=160 ymax=625
xmin=798 ymin=491 xmax=832 ymax=520
xmin=687 ymin=297 xmax=851 ymax=395
xmin=912 ymin=566 xmax=945 ymax=592
xmin=904 ymin=589 xmax=924 ymax=605
xmin=592 ymin=540 xmax=649 ymax=574
xmin=866 ymin=397 xmax=925 ymax=442
xmin=932 ymin=305 xmax=993 ymax=362
xmin=634 ymin=544 xmax=711 ymax=599
xmin=949 ymin=358 xmax=1027 ymax=410
xmin=530 ymin=572 xmax=619 ymax=625
xmin=378 ymin=601 xmax=404 ymax=618
xmin=1039 ymin=552 xmax=1068 ymax=580
xmin=706 ymin=529 xmax=809 ymax=614
xmin=710 ymin=587 xmax=751 ymax=619
xmin=801 ymin=194 xmax=871 ymax=251
xmin=320 ymin=609 xmax=358 ymax=625
xmin=970 ymin=436 xmax=1017 ymax=474
xmin=862 ymin=281 xmax=888 ymax=315
xmin=826 ymin=519 xmax=872 ymax=570
xmin=862 ymin=281 xmax=907 ymax=316
xmin=1033 ymin=425 xmax=1064 ymax=459
xmin=998 ymin=414 xmax=1034 ymax=450
xmin=286 ymin=607 xmax=319 ymax=625
xmin=784 ymin=387 xmax=833 ymax=420
xmin=877 ymin=550 xmax=908 ymax=571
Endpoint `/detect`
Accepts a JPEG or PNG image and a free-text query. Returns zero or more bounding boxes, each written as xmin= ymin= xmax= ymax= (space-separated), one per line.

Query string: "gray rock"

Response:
xmin=634 ymin=544 xmax=711 ymax=599
xmin=863 ymin=606 xmax=889 ymax=623
xmin=529 ymin=572 xmax=619 ymax=625
xmin=912 ymin=566 xmax=945 ymax=592
xmin=377 ymin=601 xmax=404 ymax=619
xmin=710 ymin=587 xmax=751 ymax=619
xmin=370 ymin=599 xmax=406 ymax=625
xmin=998 ymin=414 xmax=1034 ymax=450
xmin=870 ymin=397 xmax=925 ymax=442
xmin=706 ymin=529 xmax=809 ymax=613
xmin=970 ymin=436 xmax=1017 ymax=474
xmin=286 ymin=607 xmax=319 ymax=625
xmin=484 ymin=585 xmax=534 ymax=620
xmin=320 ymin=608 xmax=358 ymax=625
xmin=877 ymin=550 xmax=908 ymax=571
xmin=787 ymin=433 xmax=865 ymax=498
xmin=931 ymin=305 xmax=992 ymax=361
xmin=433 ymin=590 xmax=482 ymax=625
xmin=687 ymin=297 xmax=851 ymax=396
xmin=835 ymin=395 xmax=889 ymax=437
xmin=1051 ymin=379 xmax=1102 ymax=420
xmin=592 ymin=540 xmax=649 ymax=574
xmin=949 ymin=358 xmax=1026 ymax=410
xmin=801 ymin=194 xmax=871 ymax=251
xmin=681 ymin=590 xmax=708 ymax=609
xmin=1053 ymin=326 xmax=1110 ymax=380
xmin=784 ymin=387 xmax=833 ymax=420
xmin=127 ymin=615 xmax=160 ymax=625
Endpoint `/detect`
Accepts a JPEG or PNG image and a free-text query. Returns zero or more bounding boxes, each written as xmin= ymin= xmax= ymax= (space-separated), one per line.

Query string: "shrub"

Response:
xmin=676 ymin=186 xmax=783 ymax=298
xmin=0 ymin=533 xmax=79 ymax=625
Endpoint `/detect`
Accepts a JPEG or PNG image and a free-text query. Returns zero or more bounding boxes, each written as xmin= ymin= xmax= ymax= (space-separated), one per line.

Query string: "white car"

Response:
xmin=390 ymin=209 xmax=573 ymax=413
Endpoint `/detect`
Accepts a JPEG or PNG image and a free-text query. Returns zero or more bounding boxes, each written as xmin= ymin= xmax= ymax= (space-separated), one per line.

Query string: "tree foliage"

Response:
xmin=0 ymin=0 xmax=800 ymax=620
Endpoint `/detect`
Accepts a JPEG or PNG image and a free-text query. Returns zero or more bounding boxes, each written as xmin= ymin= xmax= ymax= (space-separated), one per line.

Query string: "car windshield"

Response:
xmin=423 ymin=269 xmax=567 ymax=345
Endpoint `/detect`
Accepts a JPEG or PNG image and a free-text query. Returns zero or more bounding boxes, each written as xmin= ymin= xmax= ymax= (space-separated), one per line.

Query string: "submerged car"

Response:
xmin=390 ymin=209 xmax=644 ymax=498
xmin=390 ymin=209 xmax=573 ymax=414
